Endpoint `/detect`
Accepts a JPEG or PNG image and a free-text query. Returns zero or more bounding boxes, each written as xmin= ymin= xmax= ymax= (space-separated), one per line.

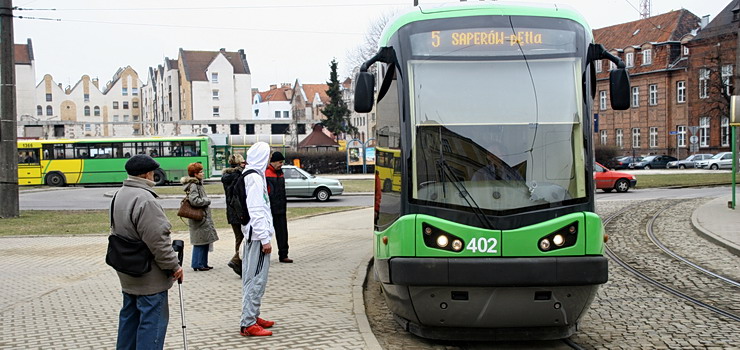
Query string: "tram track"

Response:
xmin=603 ymin=199 xmax=740 ymax=323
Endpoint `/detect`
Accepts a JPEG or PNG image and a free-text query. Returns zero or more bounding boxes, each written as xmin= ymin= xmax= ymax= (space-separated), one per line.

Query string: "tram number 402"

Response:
xmin=466 ymin=237 xmax=498 ymax=254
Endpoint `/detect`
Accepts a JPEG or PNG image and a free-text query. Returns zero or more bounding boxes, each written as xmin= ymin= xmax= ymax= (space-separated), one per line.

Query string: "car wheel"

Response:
xmin=602 ymin=188 xmax=613 ymax=193
xmin=710 ymin=164 xmax=719 ymax=170
xmin=153 ymin=169 xmax=167 ymax=186
xmin=615 ymin=179 xmax=630 ymax=193
xmin=45 ymin=172 xmax=66 ymax=187
xmin=382 ymin=179 xmax=392 ymax=192
xmin=315 ymin=188 xmax=331 ymax=202
xmin=644 ymin=165 xmax=651 ymax=170
xmin=679 ymin=164 xmax=686 ymax=169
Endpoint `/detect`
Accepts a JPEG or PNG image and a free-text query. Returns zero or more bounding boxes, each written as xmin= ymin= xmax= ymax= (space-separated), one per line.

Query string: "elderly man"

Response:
xmin=111 ymin=154 xmax=184 ymax=349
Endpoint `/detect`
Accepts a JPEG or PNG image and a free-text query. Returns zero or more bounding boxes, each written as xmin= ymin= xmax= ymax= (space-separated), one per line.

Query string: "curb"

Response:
xmin=690 ymin=198 xmax=740 ymax=257
xmin=352 ymin=254 xmax=383 ymax=350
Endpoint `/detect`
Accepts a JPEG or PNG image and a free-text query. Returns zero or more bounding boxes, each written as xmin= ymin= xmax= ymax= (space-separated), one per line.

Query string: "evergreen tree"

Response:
xmin=321 ymin=59 xmax=357 ymax=139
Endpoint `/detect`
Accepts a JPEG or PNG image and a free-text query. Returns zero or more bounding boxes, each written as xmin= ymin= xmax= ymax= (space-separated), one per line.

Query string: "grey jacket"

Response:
xmin=111 ymin=176 xmax=179 ymax=295
xmin=181 ymin=176 xmax=219 ymax=246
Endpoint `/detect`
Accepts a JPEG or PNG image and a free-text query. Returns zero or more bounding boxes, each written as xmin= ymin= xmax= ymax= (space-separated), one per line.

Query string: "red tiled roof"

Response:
xmin=302 ymin=84 xmax=330 ymax=105
xmin=259 ymin=87 xmax=292 ymax=102
xmin=14 ymin=44 xmax=31 ymax=65
xmin=298 ymin=124 xmax=339 ymax=148
xmin=179 ymin=49 xmax=250 ymax=82
xmin=594 ymin=10 xmax=700 ymax=50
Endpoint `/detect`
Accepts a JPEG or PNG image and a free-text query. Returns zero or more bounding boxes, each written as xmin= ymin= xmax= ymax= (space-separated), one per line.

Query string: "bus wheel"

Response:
xmin=383 ymin=179 xmax=392 ymax=192
xmin=45 ymin=172 xmax=66 ymax=187
xmin=153 ymin=169 xmax=167 ymax=186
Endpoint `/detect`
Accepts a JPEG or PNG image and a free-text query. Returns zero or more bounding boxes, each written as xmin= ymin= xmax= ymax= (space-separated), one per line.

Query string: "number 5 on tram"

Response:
xmin=355 ymin=2 xmax=630 ymax=340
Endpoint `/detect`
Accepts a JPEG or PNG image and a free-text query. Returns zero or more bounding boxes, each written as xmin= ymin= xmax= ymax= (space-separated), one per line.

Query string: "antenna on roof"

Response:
xmin=639 ymin=0 xmax=651 ymax=19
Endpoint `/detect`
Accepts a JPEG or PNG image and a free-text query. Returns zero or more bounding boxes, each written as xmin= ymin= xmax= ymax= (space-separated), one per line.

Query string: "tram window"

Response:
xmin=375 ymin=62 xmax=403 ymax=230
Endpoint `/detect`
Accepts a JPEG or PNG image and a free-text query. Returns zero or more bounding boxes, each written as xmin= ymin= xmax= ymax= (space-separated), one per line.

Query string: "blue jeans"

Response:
xmin=191 ymin=244 xmax=209 ymax=269
xmin=117 ymin=291 xmax=169 ymax=350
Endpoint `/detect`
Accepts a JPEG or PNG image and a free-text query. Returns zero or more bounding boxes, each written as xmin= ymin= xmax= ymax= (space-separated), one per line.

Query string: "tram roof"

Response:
xmin=380 ymin=2 xmax=591 ymax=46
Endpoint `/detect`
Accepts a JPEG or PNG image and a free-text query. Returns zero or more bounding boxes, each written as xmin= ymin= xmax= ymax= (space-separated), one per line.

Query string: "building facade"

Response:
xmin=593 ymin=10 xmax=702 ymax=159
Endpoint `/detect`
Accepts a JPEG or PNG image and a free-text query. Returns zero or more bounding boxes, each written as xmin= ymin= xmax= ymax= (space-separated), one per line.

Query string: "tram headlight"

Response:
xmin=539 ymin=239 xmax=551 ymax=251
xmin=553 ymin=234 xmax=565 ymax=246
xmin=451 ymin=239 xmax=463 ymax=251
xmin=436 ymin=235 xmax=449 ymax=248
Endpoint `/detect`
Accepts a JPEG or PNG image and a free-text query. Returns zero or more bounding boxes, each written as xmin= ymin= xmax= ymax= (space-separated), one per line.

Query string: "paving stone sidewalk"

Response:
xmin=0 ymin=208 xmax=375 ymax=350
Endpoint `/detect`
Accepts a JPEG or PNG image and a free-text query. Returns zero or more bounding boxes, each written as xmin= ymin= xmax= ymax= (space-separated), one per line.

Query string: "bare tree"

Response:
xmin=345 ymin=11 xmax=396 ymax=76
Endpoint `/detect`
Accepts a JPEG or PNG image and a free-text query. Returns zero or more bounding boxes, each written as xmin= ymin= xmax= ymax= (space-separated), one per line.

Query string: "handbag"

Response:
xmin=177 ymin=197 xmax=205 ymax=221
xmin=106 ymin=234 xmax=152 ymax=277
xmin=105 ymin=192 xmax=153 ymax=277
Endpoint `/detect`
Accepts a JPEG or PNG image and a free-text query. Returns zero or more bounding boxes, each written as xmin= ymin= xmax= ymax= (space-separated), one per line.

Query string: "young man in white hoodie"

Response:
xmin=239 ymin=142 xmax=276 ymax=336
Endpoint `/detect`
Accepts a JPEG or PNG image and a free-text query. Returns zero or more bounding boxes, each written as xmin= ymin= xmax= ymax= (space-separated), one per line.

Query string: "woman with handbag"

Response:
xmin=180 ymin=162 xmax=219 ymax=271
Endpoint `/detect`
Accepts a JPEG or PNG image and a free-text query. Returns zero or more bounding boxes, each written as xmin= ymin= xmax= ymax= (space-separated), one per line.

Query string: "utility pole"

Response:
xmin=0 ymin=0 xmax=19 ymax=218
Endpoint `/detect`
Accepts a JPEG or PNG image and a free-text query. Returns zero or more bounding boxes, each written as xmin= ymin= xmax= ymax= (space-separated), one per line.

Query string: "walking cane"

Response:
xmin=172 ymin=240 xmax=188 ymax=350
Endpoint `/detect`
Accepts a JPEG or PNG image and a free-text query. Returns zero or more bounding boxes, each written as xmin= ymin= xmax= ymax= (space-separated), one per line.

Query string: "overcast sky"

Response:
xmin=12 ymin=0 xmax=728 ymax=91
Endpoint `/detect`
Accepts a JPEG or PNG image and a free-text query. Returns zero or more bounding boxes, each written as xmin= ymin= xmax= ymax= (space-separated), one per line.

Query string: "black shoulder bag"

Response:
xmin=105 ymin=191 xmax=153 ymax=277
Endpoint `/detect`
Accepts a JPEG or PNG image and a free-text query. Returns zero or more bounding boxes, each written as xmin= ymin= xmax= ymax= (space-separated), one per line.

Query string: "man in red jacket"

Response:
xmin=266 ymin=151 xmax=292 ymax=263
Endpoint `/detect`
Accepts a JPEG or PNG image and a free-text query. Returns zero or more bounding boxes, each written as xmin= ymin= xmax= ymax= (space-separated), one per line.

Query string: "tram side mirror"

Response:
xmin=354 ymin=71 xmax=375 ymax=113
xmin=609 ymin=68 xmax=631 ymax=110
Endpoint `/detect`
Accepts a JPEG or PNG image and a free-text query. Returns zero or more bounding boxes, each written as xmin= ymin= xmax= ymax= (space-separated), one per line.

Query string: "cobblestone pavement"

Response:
xmin=365 ymin=200 xmax=740 ymax=349
xmin=0 ymin=208 xmax=375 ymax=350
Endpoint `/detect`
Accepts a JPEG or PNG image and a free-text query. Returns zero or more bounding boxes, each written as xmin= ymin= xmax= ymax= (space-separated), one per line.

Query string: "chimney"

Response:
xmin=270 ymin=84 xmax=277 ymax=90
xmin=220 ymin=48 xmax=226 ymax=53
xmin=281 ymin=82 xmax=292 ymax=89
xmin=700 ymin=15 xmax=710 ymax=28
xmin=92 ymin=78 xmax=99 ymax=88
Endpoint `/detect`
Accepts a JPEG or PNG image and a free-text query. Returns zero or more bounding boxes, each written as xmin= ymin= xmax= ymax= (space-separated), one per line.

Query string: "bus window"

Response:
xmin=18 ymin=149 xmax=39 ymax=164
xmin=75 ymin=144 xmax=90 ymax=158
xmin=90 ymin=143 xmax=114 ymax=158
xmin=122 ymin=143 xmax=136 ymax=158
xmin=181 ymin=141 xmax=198 ymax=156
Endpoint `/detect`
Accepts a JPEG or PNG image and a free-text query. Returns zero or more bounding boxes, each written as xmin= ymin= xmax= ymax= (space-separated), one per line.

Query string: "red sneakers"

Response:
xmin=240 ymin=324 xmax=272 ymax=336
xmin=256 ymin=317 xmax=275 ymax=328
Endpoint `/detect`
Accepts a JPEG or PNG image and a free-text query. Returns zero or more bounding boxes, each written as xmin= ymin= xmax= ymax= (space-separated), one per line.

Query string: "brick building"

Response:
xmin=593 ymin=10 xmax=702 ymax=159
xmin=686 ymin=0 xmax=739 ymax=155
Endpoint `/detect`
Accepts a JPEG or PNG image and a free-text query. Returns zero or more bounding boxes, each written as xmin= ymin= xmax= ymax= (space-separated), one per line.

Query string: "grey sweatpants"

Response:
xmin=240 ymin=238 xmax=270 ymax=327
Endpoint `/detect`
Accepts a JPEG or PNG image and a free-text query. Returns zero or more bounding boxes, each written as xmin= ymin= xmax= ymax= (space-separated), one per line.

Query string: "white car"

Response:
xmin=703 ymin=152 xmax=737 ymax=170
xmin=281 ymin=165 xmax=344 ymax=201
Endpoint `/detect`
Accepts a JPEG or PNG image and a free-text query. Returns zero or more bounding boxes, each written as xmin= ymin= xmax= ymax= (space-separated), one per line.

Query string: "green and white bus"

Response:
xmin=17 ymin=136 xmax=212 ymax=186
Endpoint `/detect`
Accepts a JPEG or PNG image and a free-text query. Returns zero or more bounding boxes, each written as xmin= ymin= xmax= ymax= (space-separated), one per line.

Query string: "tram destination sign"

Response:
xmin=410 ymin=27 xmax=576 ymax=57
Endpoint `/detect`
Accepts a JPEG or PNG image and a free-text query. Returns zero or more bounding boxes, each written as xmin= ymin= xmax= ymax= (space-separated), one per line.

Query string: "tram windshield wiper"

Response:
xmin=436 ymin=146 xmax=494 ymax=230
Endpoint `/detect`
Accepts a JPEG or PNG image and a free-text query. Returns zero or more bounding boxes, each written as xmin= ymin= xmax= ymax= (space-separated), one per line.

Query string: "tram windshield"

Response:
xmin=410 ymin=57 xmax=587 ymax=213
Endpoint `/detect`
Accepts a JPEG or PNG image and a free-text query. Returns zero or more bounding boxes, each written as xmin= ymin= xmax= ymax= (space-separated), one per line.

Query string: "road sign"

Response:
xmin=669 ymin=131 xmax=678 ymax=135
xmin=689 ymin=126 xmax=699 ymax=135
xmin=689 ymin=135 xmax=699 ymax=144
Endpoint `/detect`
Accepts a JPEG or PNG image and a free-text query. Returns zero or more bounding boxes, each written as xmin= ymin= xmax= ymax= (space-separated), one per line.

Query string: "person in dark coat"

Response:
xmin=221 ymin=153 xmax=246 ymax=276
xmin=266 ymin=151 xmax=292 ymax=263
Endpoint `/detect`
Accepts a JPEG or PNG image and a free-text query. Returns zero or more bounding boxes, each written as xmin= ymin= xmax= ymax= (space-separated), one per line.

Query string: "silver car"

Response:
xmin=666 ymin=154 xmax=714 ymax=169
xmin=282 ymin=165 xmax=343 ymax=201
xmin=704 ymin=152 xmax=737 ymax=170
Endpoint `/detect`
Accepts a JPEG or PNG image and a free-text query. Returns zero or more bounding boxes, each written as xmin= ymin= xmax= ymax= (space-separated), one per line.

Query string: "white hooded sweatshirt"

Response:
xmin=242 ymin=142 xmax=274 ymax=245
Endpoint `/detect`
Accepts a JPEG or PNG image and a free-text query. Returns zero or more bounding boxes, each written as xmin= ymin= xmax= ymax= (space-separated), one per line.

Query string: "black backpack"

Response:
xmin=226 ymin=169 xmax=257 ymax=225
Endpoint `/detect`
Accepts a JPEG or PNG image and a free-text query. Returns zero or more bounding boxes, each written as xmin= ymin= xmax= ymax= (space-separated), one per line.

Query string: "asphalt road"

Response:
xmin=19 ymin=187 xmax=373 ymax=210
xmin=18 ymin=185 xmax=733 ymax=210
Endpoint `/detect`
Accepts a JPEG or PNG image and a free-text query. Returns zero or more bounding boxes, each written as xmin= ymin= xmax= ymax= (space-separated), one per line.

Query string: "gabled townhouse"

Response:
xmin=14 ymin=39 xmax=36 ymax=127
xmin=141 ymin=58 xmax=180 ymax=136
xmin=177 ymin=48 xmax=252 ymax=135
xmin=686 ymin=0 xmax=739 ymax=154
xmin=23 ymin=66 xmax=144 ymax=139
xmin=593 ymin=10 xmax=702 ymax=159
xmin=341 ymin=76 xmax=374 ymax=143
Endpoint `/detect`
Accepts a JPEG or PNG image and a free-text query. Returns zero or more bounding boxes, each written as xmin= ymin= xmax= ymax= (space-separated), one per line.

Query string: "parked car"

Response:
xmin=282 ymin=165 xmax=344 ymax=201
xmin=607 ymin=156 xmax=643 ymax=170
xmin=594 ymin=162 xmax=637 ymax=192
xmin=666 ymin=154 xmax=714 ymax=169
xmin=628 ymin=155 xmax=678 ymax=169
xmin=703 ymin=152 xmax=736 ymax=170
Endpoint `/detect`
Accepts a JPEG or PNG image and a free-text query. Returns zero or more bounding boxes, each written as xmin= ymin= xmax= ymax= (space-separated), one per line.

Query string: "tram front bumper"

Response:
xmin=377 ymin=256 xmax=608 ymax=286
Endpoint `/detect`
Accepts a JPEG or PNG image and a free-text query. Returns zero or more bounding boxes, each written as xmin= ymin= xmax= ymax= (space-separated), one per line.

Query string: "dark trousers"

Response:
xmin=230 ymin=223 xmax=244 ymax=263
xmin=273 ymin=214 xmax=289 ymax=260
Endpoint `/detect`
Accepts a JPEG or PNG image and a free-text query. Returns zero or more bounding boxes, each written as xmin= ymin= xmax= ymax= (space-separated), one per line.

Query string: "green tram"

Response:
xmin=354 ymin=2 xmax=630 ymax=340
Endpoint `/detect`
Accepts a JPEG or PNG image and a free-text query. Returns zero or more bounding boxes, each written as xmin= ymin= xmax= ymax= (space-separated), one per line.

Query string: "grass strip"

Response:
xmin=155 ymin=179 xmax=374 ymax=196
xmin=0 ymin=206 xmax=364 ymax=237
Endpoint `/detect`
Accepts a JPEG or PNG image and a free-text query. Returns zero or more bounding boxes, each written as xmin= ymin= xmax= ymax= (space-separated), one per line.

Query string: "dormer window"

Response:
xmin=595 ymin=60 xmax=602 ymax=73
xmin=626 ymin=53 xmax=634 ymax=68
xmin=643 ymin=49 xmax=652 ymax=65
xmin=683 ymin=46 xmax=689 ymax=56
